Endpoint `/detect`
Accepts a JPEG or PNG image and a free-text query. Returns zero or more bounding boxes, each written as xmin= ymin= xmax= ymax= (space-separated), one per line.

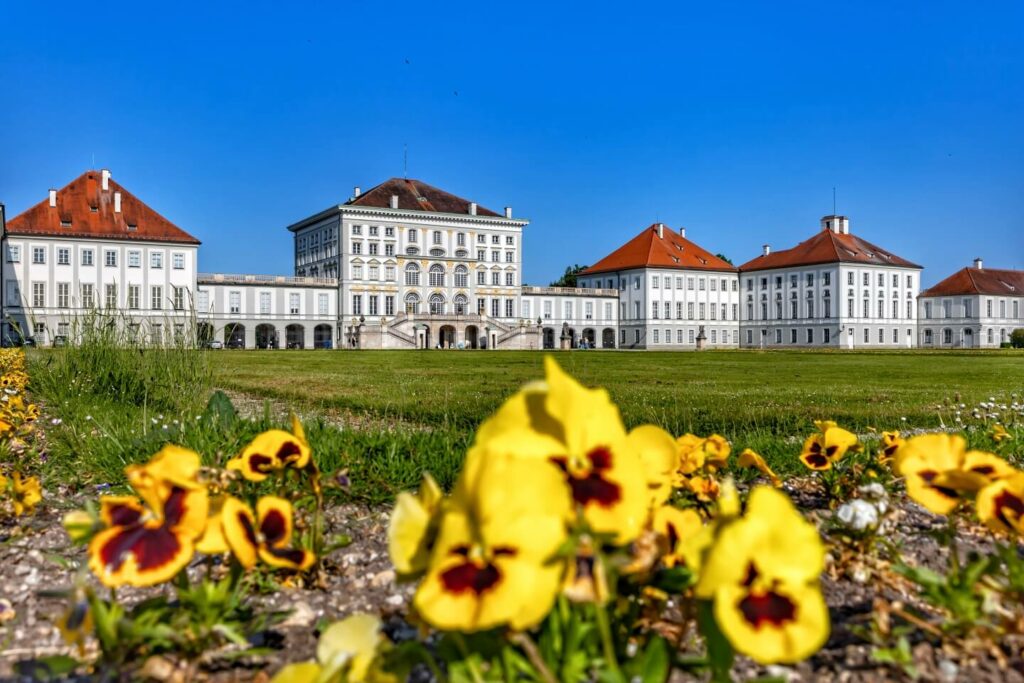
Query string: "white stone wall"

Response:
xmin=918 ymin=293 xmax=1024 ymax=348
xmin=2 ymin=235 xmax=197 ymax=344
xmin=578 ymin=268 xmax=740 ymax=350
xmin=738 ymin=264 xmax=920 ymax=349
xmin=520 ymin=286 xmax=619 ymax=348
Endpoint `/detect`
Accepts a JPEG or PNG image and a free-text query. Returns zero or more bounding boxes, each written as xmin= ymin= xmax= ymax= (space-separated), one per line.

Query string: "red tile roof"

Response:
xmin=738 ymin=228 xmax=920 ymax=272
xmin=5 ymin=171 xmax=200 ymax=244
xmin=346 ymin=178 xmax=502 ymax=217
xmin=582 ymin=223 xmax=737 ymax=275
xmin=920 ymin=267 xmax=1024 ymax=298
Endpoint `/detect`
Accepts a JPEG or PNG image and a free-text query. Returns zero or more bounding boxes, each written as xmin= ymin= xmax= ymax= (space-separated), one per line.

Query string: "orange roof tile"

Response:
xmin=346 ymin=178 xmax=502 ymax=217
xmin=5 ymin=171 xmax=200 ymax=244
xmin=921 ymin=267 xmax=1024 ymax=297
xmin=582 ymin=223 xmax=737 ymax=275
xmin=738 ymin=228 xmax=919 ymax=272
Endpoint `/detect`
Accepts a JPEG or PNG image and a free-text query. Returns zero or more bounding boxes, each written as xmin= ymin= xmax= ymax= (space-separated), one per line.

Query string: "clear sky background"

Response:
xmin=2 ymin=1 xmax=1022 ymax=286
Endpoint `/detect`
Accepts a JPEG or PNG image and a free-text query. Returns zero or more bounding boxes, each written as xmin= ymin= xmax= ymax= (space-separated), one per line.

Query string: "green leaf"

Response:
xmin=14 ymin=655 xmax=80 ymax=680
xmin=697 ymin=600 xmax=734 ymax=683
xmin=624 ymin=635 xmax=670 ymax=683
xmin=203 ymin=390 xmax=238 ymax=426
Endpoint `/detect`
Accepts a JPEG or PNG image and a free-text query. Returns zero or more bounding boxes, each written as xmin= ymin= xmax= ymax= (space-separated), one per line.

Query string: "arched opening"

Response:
xmin=429 ymin=293 xmax=446 ymax=316
xmin=454 ymin=265 xmax=468 ymax=289
xmin=224 ymin=323 xmax=245 ymax=349
xmin=543 ymin=327 xmax=555 ymax=349
xmin=428 ymin=264 xmax=446 ymax=288
xmin=454 ymin=294 xmax=468 ymax=316
xmin=256 ymin=323 xmax=278 ymax=349
xmin=286 ymin=324 xmax=305 ymax=349
xmin=581 ymin=328 xmax=596 ymax=348
xmin=314 ymin=324 xmax=333 ymax=349
xmin=404 ymin=263 xmax=420 ymax=286
xmin=405 ymin=292 xmax=421 ymax=315
xmin=197 ymin=322 xmax=214 ymax=345
xmin=439 ymin=325 xmax=456 ymax=349
xmin=602 ymin=328 xmax=615 ymax=349
xmin=464 ymin=324 xmax=479 ymax=349
xmin=567 ymin=327 xmax=577 ymax=348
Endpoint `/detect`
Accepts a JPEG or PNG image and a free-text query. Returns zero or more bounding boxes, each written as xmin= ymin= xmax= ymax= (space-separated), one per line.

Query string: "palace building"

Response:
xmin=1 ymin=169 xmax=1019 ymax=350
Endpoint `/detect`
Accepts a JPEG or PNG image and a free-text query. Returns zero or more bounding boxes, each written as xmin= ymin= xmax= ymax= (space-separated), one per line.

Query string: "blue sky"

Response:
xmin=2 ymin=1 xmax=1022 ymax=286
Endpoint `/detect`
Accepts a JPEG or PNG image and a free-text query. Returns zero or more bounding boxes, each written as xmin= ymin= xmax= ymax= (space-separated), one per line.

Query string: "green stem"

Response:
xmin=594 ymin=603 xmax=620 ymax=676
xmin=454 ymin=632 xmax=486 ymax=683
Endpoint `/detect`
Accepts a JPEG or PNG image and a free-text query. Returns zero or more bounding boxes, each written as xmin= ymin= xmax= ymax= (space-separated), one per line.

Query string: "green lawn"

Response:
xmin=211 ymin=349 xmax=1024 ymax=436
xmin=30 ymin=348 xmax=1024 ymax=504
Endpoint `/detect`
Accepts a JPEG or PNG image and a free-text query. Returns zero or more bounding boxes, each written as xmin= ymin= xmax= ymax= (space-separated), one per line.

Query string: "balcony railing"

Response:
xmin=521 ymin=286 xmax=619 ymax=297
xmin=198 ymin=273 xmax=338 ymax=287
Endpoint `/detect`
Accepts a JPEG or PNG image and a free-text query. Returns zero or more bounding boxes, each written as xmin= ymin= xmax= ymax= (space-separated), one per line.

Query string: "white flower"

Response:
xmin=85 ymin=415 xmax=92 ymax=421
xmin=836 ymin=499 xmax=880 ymax=532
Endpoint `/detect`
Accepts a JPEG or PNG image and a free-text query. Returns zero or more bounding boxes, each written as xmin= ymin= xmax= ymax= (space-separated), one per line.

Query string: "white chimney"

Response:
xmin=114 ymin=192 xmax=122 ymax=213
xmin=763 ymin=244 xmax=771 ymax=256
xmin=974 ymin=257 xmax=983 ymax=270
xmin=657 ymin=223 xmax=664 ymax=238
xmin=679 ymin=226 xmax=686 ymax=238
xmin=390 ymin=195 xmax=398 ymax=209
xmin=101 ymin=169 xmax=111 ymax=190
xmin=840 ymin=216 xmax=850 ymax=234
xmin=469 ymin=202 xmax=478 ymax=216
xmin=504 ymin=206 xmax=512 ymax=219
xmin=353 ymin=186 xmax=361 ymax=198
xmin=820 ymin=215 xmax=850 ymax=235
xmin=48 ymin=189 xmax=57 ymax=207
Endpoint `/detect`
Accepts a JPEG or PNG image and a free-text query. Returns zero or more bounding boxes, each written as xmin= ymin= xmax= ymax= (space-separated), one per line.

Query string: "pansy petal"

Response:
xmin=98 ymin=496 xmax=146 ymax=528
xmin=89 ymin=522 xmax=193 ymax=587
xmin=257 ymin=496 xmax=295 ymax=548
xmin=221 ymin=497 xmax=259 ymax=568
xmin=628 ymin=425 xmax=679 ymax=508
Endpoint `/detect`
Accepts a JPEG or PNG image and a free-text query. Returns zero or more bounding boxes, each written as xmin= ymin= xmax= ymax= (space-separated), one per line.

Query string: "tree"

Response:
xmin=550 ymin=264 xmax=589 ymax=288
xmin=1011 ymin=328 xmax=1024 ymax=349
xmin=715 ymin=253 xmax=733 ymax=265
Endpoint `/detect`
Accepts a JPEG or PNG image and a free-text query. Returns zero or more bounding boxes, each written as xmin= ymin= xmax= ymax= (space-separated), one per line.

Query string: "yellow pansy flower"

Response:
xmin=675 ymin=434 xmax=707 ymax=476
xmin=629 ymin=425 xmax=679 ymax=508
xmin=227 ymin=415 xmax=311 ymax=482
xmin=977 ymin=474 xmax=1024 ymax=536
xmin=221 ymin=496 xmax=315 ymax=571
xmin=799 ymin=422 xmax=859 ymax=470
xmin=388 ymin=473 xmax=444 ymax=576
xmin=470 ymin=357 xmax=649 ymax=544
xmin=12 ymin=472 xmax=41 ymax=515
xmin=991 ymin=424 xmax=1011 ymax=443
xmin=652 ymin=505 xmax=703 ymax=568
xmin=697 ymin=487 xmax=829 ymax=664
xmin=414 ymin=451 xmax=569 ymax=632
xmin=737 ymin=448 xmax=782 ymax=487
xmin=878 ymin=431 xmax=905 ymax=466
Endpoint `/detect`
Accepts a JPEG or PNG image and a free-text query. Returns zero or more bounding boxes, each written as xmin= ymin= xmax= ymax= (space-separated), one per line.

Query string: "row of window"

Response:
xmin=215 ymin=291 xmax=331 ymax=316
xmin=647 ymin=301 xmax=739 ymax=321
xmin=923 ymin=328 xmax=1013 ymax=345
xmin=350 ymin=225 xmax=515 ymax=248
xmin=350 ymin=292 xmax=517 ymax=318
xmin=923 ymin=299 xmax=1021 ymax=320
xmin=401 ymin=263 xmax=516 ymax=287
xmin=748 ymin=272 xmax=915 ymax=291
xmin=743 ymin=327 xmax=913 ymax=345
xmin=15 ymin=281 xmax=188 ymax=310
xmin=648 ymin=328 xmax=733 ymax=345
xmin=8 ymin=245 xmax=186 ymax=270
xmin=522 ymin=300 xmax=615 ymax=322
xmin=24 ymin=320 xmax=186 ymax=344
xmin=747 ymin=298 xmax=915 ymax=321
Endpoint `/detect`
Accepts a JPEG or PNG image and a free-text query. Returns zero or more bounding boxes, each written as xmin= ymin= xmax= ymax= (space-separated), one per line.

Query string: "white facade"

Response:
xmin=196 ymin=274 xmax=338 ymax=349
xmin=2 ymin=235 xmax=197 ymax=345
xmin=579 ymin=267 xmax=740 ymax=350
xmin=918 ymin=261 xmax=1024 ymax=348
xmin=520 ymin=286 xmax=620 ymax=349
xmin=738 ymin=217 xmax=921 ymax=349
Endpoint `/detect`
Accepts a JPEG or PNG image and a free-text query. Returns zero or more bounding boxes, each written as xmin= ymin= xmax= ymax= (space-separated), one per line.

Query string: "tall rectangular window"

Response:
xmin=385 ymin=295 xmax=395 ymax=316
xmin=5 ymin=280 xmax=20 ymax=306
xmin=196 ymin=289 xmax=209 ymax=313
xmin=290 ymin=293 xmax=301 ymax=314
xmin=81 ymin=249 xmax=94 ymax=266
xmin=57 ymin=248 xmax=70 ymax=265
xmin=505 ymin=299 xmax=514 ymax=317
xmin=32 ymin=246 xmax=46 ymax=264
xmin=81 ymin=283 xmax=94 ymax=308
xmin=129 ymin=285 xmax=141 ymax=310
xmin=150 ymin=252 xmax=163 ymax=269
xmin=32 ymin=282 xmax=45 ymax=307
xmin=229 ymin=291 xmax=240 ymax=314
xmin=260 ymin=291 xmax=271 ymax=314
xmin=369 ymin=295 xmax=379 ymax=316
xmin=173 ymin=287 xmax=185 ymax=311
xmin=105 ymin=250 xmax=117 ymax=267
xmin=7 ymin=245 xmax=21 ymax=262
xmin=352 ymin=295 xmax=362 ymax=315
xmin=57 ymin=282 xmax=70 ymax=308
xmin=318 ymin=293 xmax=329 ymax=315
xmin=151 ymin=286 xmax=163 ymax=310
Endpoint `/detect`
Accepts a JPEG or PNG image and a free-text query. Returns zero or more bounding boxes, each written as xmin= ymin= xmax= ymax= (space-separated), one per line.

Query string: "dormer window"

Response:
xmin=90 ymin=206 xmax=98 ymax=213
xmin=127 ymin=223 xmax=137 ymax=231
xmin=60 ymin=219 xmax=72 ymax=228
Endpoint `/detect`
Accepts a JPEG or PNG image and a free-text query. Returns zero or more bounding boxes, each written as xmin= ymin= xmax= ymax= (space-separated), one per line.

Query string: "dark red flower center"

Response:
xmin=277 ymin=440 xmax=303 ymax=463
xmin=803 ymin=452 xmax=829 ymax=468
xmin=993 ymin=490 xmax=1024 ymax=529
xmin=918 ymin=470 xmax=959 ymax=500
xmin=248 ymin=453 xmax=276 ymax=473
xmin=550 ymin=447 xmax=621 ymax=508
xmin=260 ymin=508 xmax=289 ymax=545
xmin=738 ymin=589 xmax=797 ymax=630
xmin=98 ymin=523 xmax=184 ymax=572
xmin=440 ymin=545 xmax=515 ymax=595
